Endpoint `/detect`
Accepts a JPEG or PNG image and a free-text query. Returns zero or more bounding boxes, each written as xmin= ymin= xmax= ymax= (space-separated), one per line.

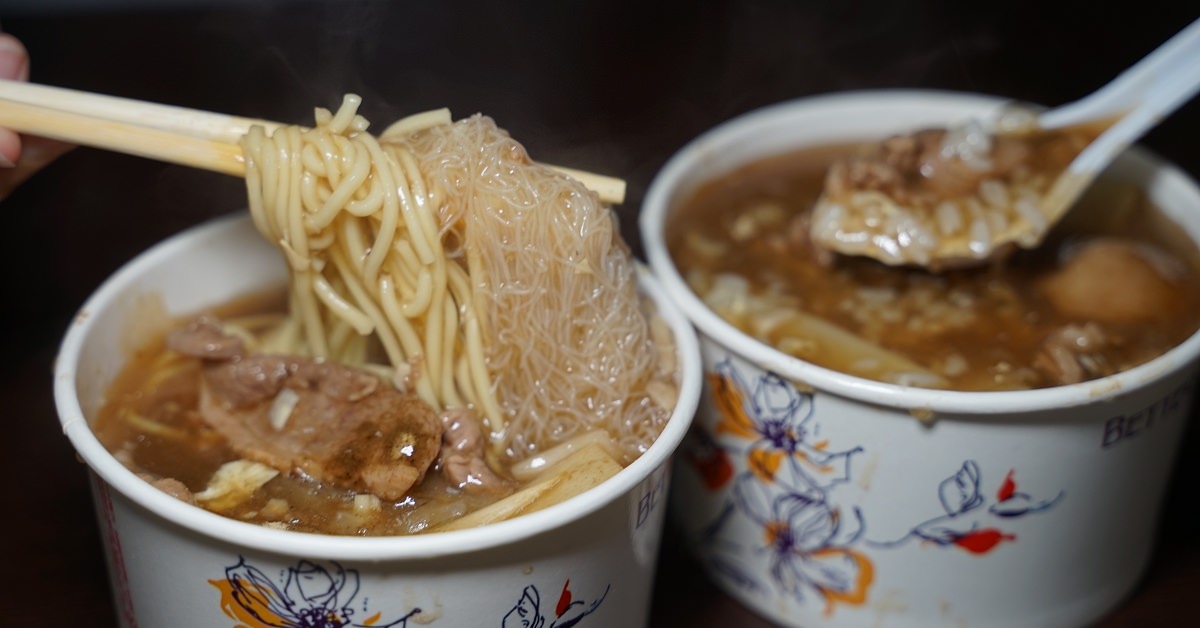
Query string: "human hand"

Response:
xmin=0 ymin=32 xmax=74 ymax=198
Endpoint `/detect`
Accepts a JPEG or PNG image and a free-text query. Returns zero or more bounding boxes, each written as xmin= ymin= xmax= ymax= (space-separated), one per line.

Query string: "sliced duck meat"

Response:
xmin=165 ymin=316 xmax=246 ymax=359
xmin=168 ymin=318 xmax=443 ymax=501
xmin=139 ymin=473 xmax=197 ymax=505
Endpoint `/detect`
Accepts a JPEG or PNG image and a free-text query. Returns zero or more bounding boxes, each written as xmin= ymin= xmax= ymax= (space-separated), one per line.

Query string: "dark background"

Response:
xmin=1 ymin=1 xmax=1198 ymax=625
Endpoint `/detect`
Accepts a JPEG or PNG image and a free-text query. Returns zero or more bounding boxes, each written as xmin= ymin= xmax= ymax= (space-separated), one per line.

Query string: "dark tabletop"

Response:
xmin=2 ymin=2 xmax=1199 ymax=626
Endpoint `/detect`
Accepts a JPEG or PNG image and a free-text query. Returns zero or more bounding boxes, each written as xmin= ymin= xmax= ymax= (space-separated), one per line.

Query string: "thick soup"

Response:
xmin=666 ymin=144 xmax=1200 ymax=391
xmin=93 ymin=296 xmax=487 ymax=535
xmin=95 ymin=292 xmax=676 ymax=536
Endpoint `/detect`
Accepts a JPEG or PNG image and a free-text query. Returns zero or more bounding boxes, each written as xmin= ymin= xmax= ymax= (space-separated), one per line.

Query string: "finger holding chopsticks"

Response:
xmin=0 ymin=33 xmax=75 ymax=199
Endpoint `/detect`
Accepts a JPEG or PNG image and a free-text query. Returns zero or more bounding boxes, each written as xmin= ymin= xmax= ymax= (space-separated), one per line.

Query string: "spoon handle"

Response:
xmin=1034 ymin=17 xmax=1200 ymax=230
xmin=1040 ymin=17 xmax=1200 ymax=181
xmin=1039 ymin=17 xmax=1200 ymax=140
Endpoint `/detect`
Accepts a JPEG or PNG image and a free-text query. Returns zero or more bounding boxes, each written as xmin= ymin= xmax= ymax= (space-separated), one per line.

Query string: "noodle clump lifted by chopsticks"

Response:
xmin=240 ymin=95 xmax=675 ymax=464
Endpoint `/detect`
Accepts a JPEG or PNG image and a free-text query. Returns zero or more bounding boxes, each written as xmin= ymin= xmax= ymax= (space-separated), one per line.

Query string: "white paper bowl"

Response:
xmin=53 ymin=213 xmax=701 ymax=628
xmin=639 ymin=90 xmax=1200 ymax=628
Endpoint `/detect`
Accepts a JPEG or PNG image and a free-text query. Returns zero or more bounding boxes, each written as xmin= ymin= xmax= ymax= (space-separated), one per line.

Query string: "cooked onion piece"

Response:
xmin=435 ymin=443 xmax=623 ymax=532
xmin=692 ymin=271 xmax=948 ymax=387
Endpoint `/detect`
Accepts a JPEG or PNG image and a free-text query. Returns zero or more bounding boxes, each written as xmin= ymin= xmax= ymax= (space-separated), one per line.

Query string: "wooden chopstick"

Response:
xmin=0 ymin=81 xmax=248 ymax=175
xmin=0 ymin=79 xmax=282 ymax=143
xmin=0 ymin=79 xmax=626 ymax=203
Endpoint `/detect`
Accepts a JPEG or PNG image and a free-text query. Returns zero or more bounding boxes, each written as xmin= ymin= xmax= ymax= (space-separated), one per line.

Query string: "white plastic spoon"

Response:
xmin=811 ymin=17 xmax=1200 ymax=269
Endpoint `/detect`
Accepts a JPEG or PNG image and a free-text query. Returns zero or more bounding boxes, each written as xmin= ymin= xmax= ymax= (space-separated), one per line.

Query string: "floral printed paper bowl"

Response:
xmin=53 ymin=213 xmax=701 ymax=628
xmin=639 ymin=91 xmax=1200 ymax=628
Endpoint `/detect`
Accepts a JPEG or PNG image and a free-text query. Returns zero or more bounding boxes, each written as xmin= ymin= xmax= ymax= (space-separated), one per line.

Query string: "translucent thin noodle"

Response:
xmin=240 ymin=95 xmax=675 ymax=464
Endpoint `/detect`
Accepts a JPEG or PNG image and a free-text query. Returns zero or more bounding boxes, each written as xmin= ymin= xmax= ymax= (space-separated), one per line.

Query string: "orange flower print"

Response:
xmin=720 ymin=473 xmax=872 ymax=615
xmin=696 ymin=358 xmax=861 ymax=491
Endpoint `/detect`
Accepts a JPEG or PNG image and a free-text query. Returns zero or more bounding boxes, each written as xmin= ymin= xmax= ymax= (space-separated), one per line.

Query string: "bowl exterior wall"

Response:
xmin=92 ymin=465 xmax=668 ymax=628
xmin=643 ymin=90 xmax=1200 ymax=628
xmin=672 ymin=337 xmax=1192 ymax=628
xmin=58 ymin=214 xmax=694 ymax=628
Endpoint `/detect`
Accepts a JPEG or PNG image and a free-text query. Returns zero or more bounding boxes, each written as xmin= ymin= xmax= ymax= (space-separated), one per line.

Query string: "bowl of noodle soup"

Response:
xmin=639 ymin=90 xmax=1200 ymax=628
xmin=53 ymin=99 xmax=700 ymax=628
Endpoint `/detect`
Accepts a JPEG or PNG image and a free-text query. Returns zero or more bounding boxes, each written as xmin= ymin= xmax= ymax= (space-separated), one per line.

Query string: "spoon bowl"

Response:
xmin=812 ymin=17 xmax=1200 ymax=269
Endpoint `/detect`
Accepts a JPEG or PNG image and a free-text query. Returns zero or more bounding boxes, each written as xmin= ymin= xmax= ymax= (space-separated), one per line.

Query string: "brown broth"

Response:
xmin=666 ymin=145 xmax=1200 ymax=391
xmin=93 ymin=293 xmax=498 ymax=536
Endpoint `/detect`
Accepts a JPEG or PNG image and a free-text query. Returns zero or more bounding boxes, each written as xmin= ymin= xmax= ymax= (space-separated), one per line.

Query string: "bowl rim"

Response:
xmin=639 ymin=88 xmax=1200 ymax=416
xmin=53 ymin=213 xmax=702 ymax=560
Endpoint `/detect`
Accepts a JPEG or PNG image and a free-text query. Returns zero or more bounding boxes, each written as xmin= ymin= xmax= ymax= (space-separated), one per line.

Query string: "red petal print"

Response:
xmin=997 ymin=470 xmax=1017 ymax=502
xmin=556 ymin=579 xmax=573 ymax=617
xmin=687 ymin=449 xmax=734 ymax=490
xmin=954 ymin=529 xmax=1016 ymax=554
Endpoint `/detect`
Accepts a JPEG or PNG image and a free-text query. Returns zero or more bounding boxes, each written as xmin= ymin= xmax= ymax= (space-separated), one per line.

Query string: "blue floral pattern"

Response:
xmin=210 ymin=557 xmax=610 ymax=627
xmin=210 ymin=556 xmax=419 ymax=627
xmin=503 ymin=580 xmax=609 ymax=628
xmin=687 ymin=357 xmax=1065 ymax=617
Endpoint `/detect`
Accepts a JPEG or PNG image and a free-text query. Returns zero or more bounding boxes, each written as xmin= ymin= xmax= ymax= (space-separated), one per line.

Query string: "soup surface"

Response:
xmin=666 ymin=144 xmax=1200 ymax=391
xmin=94 ymin=292 xmax=673 ymax=536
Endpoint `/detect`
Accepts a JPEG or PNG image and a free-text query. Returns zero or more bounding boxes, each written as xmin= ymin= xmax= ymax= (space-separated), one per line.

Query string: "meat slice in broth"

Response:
xmin=167 ymin=318 xmax=443 ymax=501
xmin=139 ymin=473 xmax=198 ymax=505
xmin=439 ymin=408 xmax=510 ymax=495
